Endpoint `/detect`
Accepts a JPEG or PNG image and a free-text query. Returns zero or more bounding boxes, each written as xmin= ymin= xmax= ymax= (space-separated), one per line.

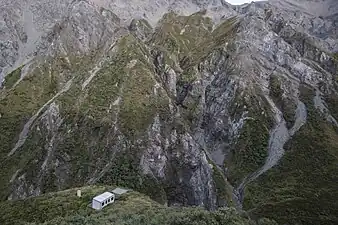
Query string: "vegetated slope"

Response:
xmin=0 ymin=2 xmax=244 ymax=210
xmin=243 ymin=85 xmax=338 ymax=225
xmin=0 ymin=185 xmax=276 ymax=225
xmin=233 ymin=2 xmax=338 ymax=225
xmin=0 ymin=0 xmax=337 ymax=225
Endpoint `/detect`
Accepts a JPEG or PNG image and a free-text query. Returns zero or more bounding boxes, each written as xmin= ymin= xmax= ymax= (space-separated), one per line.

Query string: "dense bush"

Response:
xmin=243 ymin=85 xmax=338 ymax=225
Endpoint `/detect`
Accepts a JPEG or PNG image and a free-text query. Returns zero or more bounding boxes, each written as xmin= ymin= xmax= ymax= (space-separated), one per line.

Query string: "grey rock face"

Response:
xmin=0 ymin=0 xmax=71 ymax=82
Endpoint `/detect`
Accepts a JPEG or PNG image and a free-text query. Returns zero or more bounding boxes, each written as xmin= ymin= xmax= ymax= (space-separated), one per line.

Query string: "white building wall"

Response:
xmin=92 ymin=199 xmax=102 ymax=210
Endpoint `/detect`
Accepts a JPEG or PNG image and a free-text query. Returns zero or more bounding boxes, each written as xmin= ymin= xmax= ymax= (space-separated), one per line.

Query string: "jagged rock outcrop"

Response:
xmin=0 ymin=0 xmax=337 ymax=224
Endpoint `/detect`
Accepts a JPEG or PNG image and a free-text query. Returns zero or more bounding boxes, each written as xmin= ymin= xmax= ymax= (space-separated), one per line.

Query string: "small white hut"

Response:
xmin=91 ymin=192 xmax=115 ymax=210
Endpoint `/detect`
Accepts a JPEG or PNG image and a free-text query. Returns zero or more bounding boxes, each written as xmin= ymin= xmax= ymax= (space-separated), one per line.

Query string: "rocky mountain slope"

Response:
xmin=0 ymin=0 xmax=337 ymax=224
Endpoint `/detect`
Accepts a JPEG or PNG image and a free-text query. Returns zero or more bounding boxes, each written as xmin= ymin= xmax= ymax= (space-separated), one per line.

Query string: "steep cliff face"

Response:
xmin=0 ymin=0 xmax=337 ymax=224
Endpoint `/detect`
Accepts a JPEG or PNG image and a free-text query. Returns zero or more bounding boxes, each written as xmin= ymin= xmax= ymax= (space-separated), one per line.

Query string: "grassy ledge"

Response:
xmin=0 ymin=185 xmax=272 ymax=225
xmin=2 ymin=66 xmax=24 ymax=89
